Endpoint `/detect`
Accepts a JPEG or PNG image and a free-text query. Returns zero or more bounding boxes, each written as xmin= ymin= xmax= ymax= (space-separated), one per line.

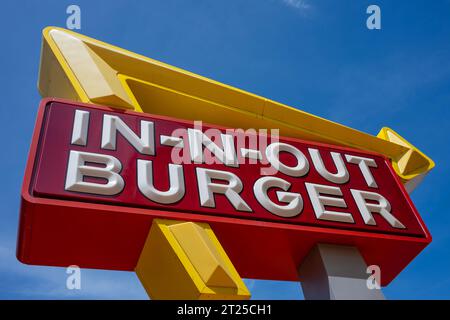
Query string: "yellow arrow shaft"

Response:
xmin=39 ymin=27 xmax=434 ymax=189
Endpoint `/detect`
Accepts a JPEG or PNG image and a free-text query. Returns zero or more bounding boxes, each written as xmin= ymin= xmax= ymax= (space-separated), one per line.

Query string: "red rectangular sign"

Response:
xmin=18 ymin=99 xmax=431 ymax=285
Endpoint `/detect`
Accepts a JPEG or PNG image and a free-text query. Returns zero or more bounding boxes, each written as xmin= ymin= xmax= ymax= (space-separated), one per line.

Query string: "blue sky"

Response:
xmin=1 ymin=0 xmax=449 ymax=299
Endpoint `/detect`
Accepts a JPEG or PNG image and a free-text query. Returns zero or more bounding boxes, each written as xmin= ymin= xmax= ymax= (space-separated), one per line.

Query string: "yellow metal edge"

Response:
xmin=119 ymin=74 xmax=409 ymax=161
xmin=42 ymin=26 xmax=266 ymax=105
xmin=42 ymin=26 xmax=90 ymax=103
xmin=378 ymin=127 xmax=435 ymax=181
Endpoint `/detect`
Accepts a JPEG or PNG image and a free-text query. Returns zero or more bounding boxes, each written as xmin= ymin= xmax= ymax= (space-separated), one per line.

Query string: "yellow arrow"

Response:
xmin=135 ymin=219 xmax=250 ymax=300
xmin=38 ymin=26 xmax=434 ymax=192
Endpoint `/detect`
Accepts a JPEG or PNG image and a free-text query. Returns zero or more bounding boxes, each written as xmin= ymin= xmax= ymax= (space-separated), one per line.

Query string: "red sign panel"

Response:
xmin=18 ymin=99 xmax=431 ymax=285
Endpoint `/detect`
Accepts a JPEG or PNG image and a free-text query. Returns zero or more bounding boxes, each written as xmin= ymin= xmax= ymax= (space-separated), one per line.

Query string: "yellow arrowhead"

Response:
xmin=377 ymin=127 xmax=435 ymax=185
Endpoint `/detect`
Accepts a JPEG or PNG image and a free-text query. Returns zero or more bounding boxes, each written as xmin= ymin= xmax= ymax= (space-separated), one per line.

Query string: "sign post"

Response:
xmin=299 ymin=244 xmax=385 ymax=300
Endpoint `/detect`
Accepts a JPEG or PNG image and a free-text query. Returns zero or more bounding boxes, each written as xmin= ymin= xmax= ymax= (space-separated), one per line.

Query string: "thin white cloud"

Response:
xmin=282 ymin=0 xmax=311 ymax=11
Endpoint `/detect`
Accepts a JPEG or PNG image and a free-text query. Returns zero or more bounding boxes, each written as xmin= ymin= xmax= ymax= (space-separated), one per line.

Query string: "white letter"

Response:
xmin=188 ymin=128 xmax=238 ymax=167
xmin=102 ymin=114 xmax=154 ymax=155
xmin=234 ymin=128 xmax=259 ymax=165
xmin=254 ymin=176 xmax=303 ymax=218
xmin=351 ymin=189 xmax=405 ymax=229
xmin=71 ymin=109 xmax=89 ymax=146
xmin=196 ymin=168 xmax=251 ymax=212
xmin=309 ymin=149 xmax=349 ymax=184
xmin=346 ymin=154 xmax=378 ymax=188
xmin=65 ymin=150 xmax=124 ymax=195
xmin=137 ymin=160 xmax=185 ymax=204
xmin=305 ymin=183 xmax=354 ymax=223
xmin=160 ymin=135 xmax=184 ymax=148
xmin=66 ymin=5 xmax=81 ymax=30
xmin=265 ymin=142 xmax=309 ymax=177
xmin=366 ymin=5 xmax=381 ymax=30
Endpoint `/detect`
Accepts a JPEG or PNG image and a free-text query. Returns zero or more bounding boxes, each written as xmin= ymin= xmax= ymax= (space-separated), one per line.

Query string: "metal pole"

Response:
xmin=298 ymin=243 xmax=385 ymax=300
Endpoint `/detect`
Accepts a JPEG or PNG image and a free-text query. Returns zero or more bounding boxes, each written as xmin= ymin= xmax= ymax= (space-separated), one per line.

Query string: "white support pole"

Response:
xmin=298 ymin=243 xmax=385 ymax=300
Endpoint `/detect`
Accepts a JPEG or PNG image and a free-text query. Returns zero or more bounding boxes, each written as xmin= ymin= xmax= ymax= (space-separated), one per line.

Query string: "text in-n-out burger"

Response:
xmin=30 ymin=100 xmax=426 ymax=237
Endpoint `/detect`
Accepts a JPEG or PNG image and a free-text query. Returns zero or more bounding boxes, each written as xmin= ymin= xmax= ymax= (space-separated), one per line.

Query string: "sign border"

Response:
xmin=17 ymin=98 xmax=432 ymax=286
